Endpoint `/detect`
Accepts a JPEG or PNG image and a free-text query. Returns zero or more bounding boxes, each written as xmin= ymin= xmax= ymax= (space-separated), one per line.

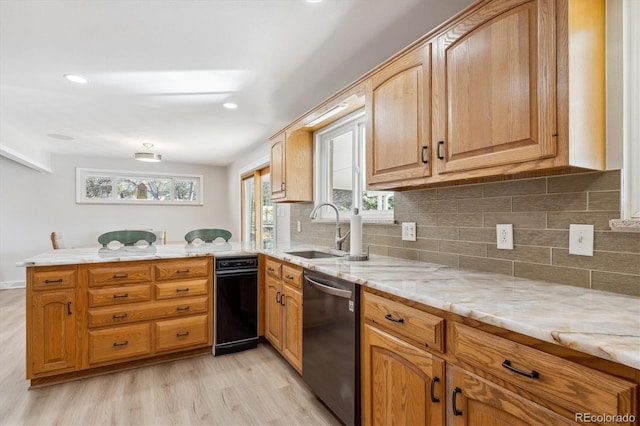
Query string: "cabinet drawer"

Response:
xmin=265 ymin=258 xmax=282 ymax=279
xmin=362 ymin=291 xmax=444 ymax=352
xmin=32 ymin=268 xmax=76 ymax=291
xmin=88 ymin=323 xmax=151 ymax=364
xmin=155 ymin=259 xmax=210 ymax=281
xmin=450 ymin=323 xmax=637 ymax=418
xmin=88 ymin=264 xmax=152 ymax=287
xmin=282 ymin=265 xmax=302 ymax=289
xmin=155 ymin=279 xmax=208 ymax=300
xmin=88 ymin=297 xmax=209 ymax=327
xmin=156 ymin=315 xmax=209 ymax=352
xmin=88 ymin=285 xmax=151 ymax=307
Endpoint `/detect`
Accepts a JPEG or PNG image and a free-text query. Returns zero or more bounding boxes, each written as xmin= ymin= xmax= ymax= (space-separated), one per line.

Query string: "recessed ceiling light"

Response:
xmin=63 ymin=74 xmax=88 ymax=84
xmin=223 ymin=102 xmax=238 ymax=109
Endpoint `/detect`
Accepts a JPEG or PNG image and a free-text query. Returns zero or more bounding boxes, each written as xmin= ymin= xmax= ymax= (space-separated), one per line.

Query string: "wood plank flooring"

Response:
xmin=0 ymin=289 xmax=340 ymax=425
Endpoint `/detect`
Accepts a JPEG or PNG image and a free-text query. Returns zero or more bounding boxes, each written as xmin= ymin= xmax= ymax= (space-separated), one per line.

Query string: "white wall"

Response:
xmin=0 ymin=154 xmax=230 ymax=285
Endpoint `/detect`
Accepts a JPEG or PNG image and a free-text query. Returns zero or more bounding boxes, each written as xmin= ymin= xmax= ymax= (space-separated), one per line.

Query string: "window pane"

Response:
xmin=174 ymin=179 xmax=198 ymax=201
xmin=261 ymin=173 xmax=273 ymax=248
xmin=331 ymin=130 xmax=353 ymax=212
xmin=243 ymin=176 xmax=256 ymax=243
xmin=117 ymin=178 xmax=171 ymax=200
xmin=85 ymin=176 xmax=112 ymax=199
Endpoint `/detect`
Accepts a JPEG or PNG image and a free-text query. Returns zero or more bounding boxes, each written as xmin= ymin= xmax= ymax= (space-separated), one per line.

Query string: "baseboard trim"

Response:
xmin=0 ymin=281 xmax=25 ymax=290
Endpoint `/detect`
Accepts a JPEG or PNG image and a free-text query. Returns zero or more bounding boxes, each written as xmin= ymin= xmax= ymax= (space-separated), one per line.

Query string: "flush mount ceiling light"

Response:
xmin=135 ymin=143 xmax=162 ymax=162
xmin=305 ymin=102 xmax=348 ymax=127
xmin=63 ymin=74 xmax=88 ymax=84
xmin=223 ymin=102 xmax=238 ymax=109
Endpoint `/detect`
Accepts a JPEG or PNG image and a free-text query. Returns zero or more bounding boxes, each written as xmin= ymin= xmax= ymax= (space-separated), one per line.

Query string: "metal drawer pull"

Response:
xmin=502 ymin=360 xmax=539 ymax=379
xmin=176 ymin=331 xmax=190 ymax=337
xmin=421 ymin=146 xmax=428 ymax=164
xmin=177 ymin=306 xmax=190 ymax=312
xmin=176 ymin=269 xmax=190 ymax=274
xmin=285 ymin=274 xmax=294 ymax=280
xmin=113 ymin=293 xmax=129 ymax=298
xmin=112 ymin=274 xmax=128 ymax=279
xmin=112 ymin=313 xmax=128 ymax=319
xmin=384 ymin=313 xmax=404 ymax=323
xmin=437 ymin=141 xmax=445 ymax=159
xmin=452 ymin=387 xmax=463 ymax=416
xmin=430 ymin=377 xmax=440 ymax=403
xmin=267 ymin=267 xmax=275 ymax=272
xmin=44 ymin=278 xmax=63 ymax=284
xmin=176 ymin=288 xmax=190 ymax=293
xmin=113 ymin=341 xmax=129 ymax=347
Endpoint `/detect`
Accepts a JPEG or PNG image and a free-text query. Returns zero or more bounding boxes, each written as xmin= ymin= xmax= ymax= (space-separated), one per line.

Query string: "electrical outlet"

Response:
xmin=496 ymin=224 xmax=513 ymax=250
xmin=401 ymin=222 xmax=416 ymax=241
xmin=569 ymin=224 xmax=594 ymax=256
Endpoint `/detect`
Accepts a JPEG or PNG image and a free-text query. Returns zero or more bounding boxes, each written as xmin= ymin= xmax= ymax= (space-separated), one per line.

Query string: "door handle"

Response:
xmin=67 ymin=302 xmax=72 ymax=316
xmin=304 ymin=277 xmax=352 ymax=299
xmin=421 ymin=146 xmax=428 ymax=164
xmin=430 ymin=377 xmax=440 ymax=403
xmin=452 ymin=387 xmax=463 ymax=416
xmin=276 ymin=291 xmax=281 ymax=304
xmin=501 ymin=360 xmax=539 ymax=379
xmin=280 ymin=294 xmax=286 ymax=306
xmin=437 ymin=141 xmax=445 ymax=159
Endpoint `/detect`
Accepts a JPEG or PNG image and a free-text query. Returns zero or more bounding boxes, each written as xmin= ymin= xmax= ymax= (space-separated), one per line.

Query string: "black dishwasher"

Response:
xmin=303 ymin=269 xmax=360 ymax=426
xmin=214 ymin=256 xmax=258 ymax=355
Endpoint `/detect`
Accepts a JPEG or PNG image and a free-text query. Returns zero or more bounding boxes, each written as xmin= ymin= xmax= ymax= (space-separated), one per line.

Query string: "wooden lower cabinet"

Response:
xmin=362 ymin=323 xmax=445 ymax=426
xmin=281 ymin=284 xmax=302 ymax=372
xmin=88 ymin=323 xmax=151 ymax=365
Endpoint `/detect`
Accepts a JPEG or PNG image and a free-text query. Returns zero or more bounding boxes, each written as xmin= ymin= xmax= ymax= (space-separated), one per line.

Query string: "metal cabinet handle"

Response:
xmin=276 ymin=291 xmax=281 ymax=304
xmin=384 ymin=313 xmax=404 ymax=323
xmin=45 ymin=278 xmax=63 ymax=284
xmin=176 ymin=269 xmax=190 ymax=274
xmin=112 ymin=313 xmax=128 ymax=319
xmin=501 ymin=360 xmax=539 ymax=379
xmin=113 ymin=341 xmax=129 ymax=347
xmin=113 ymin=293 xmax=129 ymax=299
xmin=176 ymin=288 xmax=190 ymax=293
xmin=176 ymin=331 xmax=190 ymax=337
xmin=285 ymin=274 xmax=294 ymax=280
xmin=177 ymin=306 xmax=190 ymax=312
xmin=112 ymin=274 xmax=128 ymax=279
xmin=430 ymin=377 xmax=440 ymax=403
xmin=437 ymin=141 xmax=445 ymax=159
xmin=452 ymin=387 xmax=463 ymax=416
xmin=67 ymin=302 xmax=72 ymax=316
xmin=421 ymin=146 xmax=428 ymax=164
xmin=281 ymin=182 xmax=285 ymax=191
xmin=280 ymin=294 xmax=286 ymax=306
xmin=268 ymin=267 xmax=275 ymax=273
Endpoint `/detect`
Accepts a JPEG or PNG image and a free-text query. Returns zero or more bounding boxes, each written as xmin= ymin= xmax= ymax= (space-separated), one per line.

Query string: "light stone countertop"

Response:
xmin=18 ymin=243 xmax=640 ymax=370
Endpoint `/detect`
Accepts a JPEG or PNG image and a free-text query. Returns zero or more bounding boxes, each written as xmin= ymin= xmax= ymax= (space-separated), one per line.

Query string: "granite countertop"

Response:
xmin=18 ymin=243 xmax=640 ymax=370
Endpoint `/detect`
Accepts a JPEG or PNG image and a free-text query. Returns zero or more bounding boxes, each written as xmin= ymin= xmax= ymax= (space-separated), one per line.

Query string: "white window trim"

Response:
xmin=76 ymin=168 xmax=203 ymax=205
xmin=313 ymin=110 xmax=394 ymax=222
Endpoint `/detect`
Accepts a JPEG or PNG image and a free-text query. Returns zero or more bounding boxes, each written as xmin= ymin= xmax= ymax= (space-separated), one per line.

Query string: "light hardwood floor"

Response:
xmin=0 ymin=289 xmax=340 ymax=426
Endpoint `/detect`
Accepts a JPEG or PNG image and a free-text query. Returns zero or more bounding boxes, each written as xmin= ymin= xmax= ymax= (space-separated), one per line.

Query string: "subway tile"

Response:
xmin=593 ymin=231 xmax=640 ymax=254
xmin=383 ymin=225 xmax=402 ymax=237
xmin=514 ymin=229 xmax=569 ymax=248
xmin=374 ymin=234 xmax=403 ymax=247
xmin=547 ymin=211 xmax=620 ymax=230
xmin=388 ymin=247 xmax=420 ymax=261
xmin=368 ymin=245 xmax=389 ymax=256
xmin=437 ymin=184 xmax=483 ymax=200
xmin=591 ymin=271 xmax=640 ymax=297
xmin=487 ymin=244 xmax=551 ymax=264
xmin=362 ymin=234 xmax=376 ymax=245
xmin=458 ymin=197 xmax=511 ymax=213
xmin=514 ymin=262 xmax=591 ymax=288
xmin=419 ymin=251 xmax=459 ymax=267
xmin=552 ymin=249 xmax=640 ymax=275
xmin=483 ymin=178 xmax=547 ymax=197
xmin=459 ymin=228 xmax=496 ymax=243
xmin=587 ymin=191 xmax=620 ymax=211
xmin=419 ymin=199 xmax=458 ymax=213
xmin=513 ymin=193 xmax=587 ymax=212
xmin=548 ymin=170 xmax=620 ymax=193
xmin=401 ymin=188 xmax=437 ymax=202
xmin=459 ymin=256 xmax=513 ymax=275
xmin=403 ymin=238 xmax=439 ymax=251
xmin=437 ymin=213 xmax=483 ymax=227
xmin=417 ymin=226 xmax=458 ymax=240
xmin=439 ymin=240 xmax=486 ymax=257
xmin=416 ymin=214 xmax=438 ymax=226
xmin=483 ymin=212 xmax=547 ymax=229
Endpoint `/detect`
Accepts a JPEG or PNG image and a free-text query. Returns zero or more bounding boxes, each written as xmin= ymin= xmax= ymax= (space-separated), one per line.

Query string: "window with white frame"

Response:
xmin=314 ymin=109 xmax=394 ymax=220
xmin=76 ymin=168 xmax=203 ymax=205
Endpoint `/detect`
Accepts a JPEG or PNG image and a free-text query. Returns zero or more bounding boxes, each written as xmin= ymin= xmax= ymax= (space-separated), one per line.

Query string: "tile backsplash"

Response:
xmin=290 ymin=170 xmax=640 ymax=296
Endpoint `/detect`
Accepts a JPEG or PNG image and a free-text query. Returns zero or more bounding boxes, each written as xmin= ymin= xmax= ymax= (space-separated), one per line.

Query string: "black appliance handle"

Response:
xmin=304 ymin=276 xmax=352 ymax=299
xmin=215 ymin=268 xmax=258 ymax=276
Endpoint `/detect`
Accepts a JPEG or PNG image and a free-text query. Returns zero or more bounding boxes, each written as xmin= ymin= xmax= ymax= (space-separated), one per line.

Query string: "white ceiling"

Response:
xmin=0 ymin=0 xmax=472 ymax=166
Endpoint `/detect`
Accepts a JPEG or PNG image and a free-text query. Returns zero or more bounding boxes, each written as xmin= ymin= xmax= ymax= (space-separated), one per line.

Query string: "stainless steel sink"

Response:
xmin=285 ymin=250 xmax=342 ymax=259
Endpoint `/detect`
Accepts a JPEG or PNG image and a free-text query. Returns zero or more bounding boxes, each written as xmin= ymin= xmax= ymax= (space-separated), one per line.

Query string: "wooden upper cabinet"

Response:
xmin=269 ymin=130 xmax=313 ymax=203
xmin=433 ymin=0 xmax=556 ymax=174
xmin=366 ymin=43 xmax=432 ymax=185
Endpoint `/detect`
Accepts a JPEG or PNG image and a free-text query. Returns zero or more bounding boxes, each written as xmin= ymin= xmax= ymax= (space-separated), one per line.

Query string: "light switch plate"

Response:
xmin=496 ymin=224 xmax=514 ymax=250
xmin=569 ymin=224 xmax=594 ymax=256
xmin=401 ymin=222 xmax=416 ymax=241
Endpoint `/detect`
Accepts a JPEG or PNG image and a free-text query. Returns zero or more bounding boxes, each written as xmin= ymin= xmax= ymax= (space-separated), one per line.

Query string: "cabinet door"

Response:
xmin=30 ymin=290 xmax=76 ymax=376
xmin=362 ymin=324 xmax=444 ymax=426
xmin=366 ymin=44 xmax=431 ymax=186
xmin=433 ymin=0 xmax=556 ymax=174
xmin=282 ymin=284 xmax=302 ymax=373
xmin=270 ymin=134 xmax=286 ymax=199
xmin=264 ymin=276 xmax=283 ymax=349
xmin=448 ymin=366 xmax=577 ymax=426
